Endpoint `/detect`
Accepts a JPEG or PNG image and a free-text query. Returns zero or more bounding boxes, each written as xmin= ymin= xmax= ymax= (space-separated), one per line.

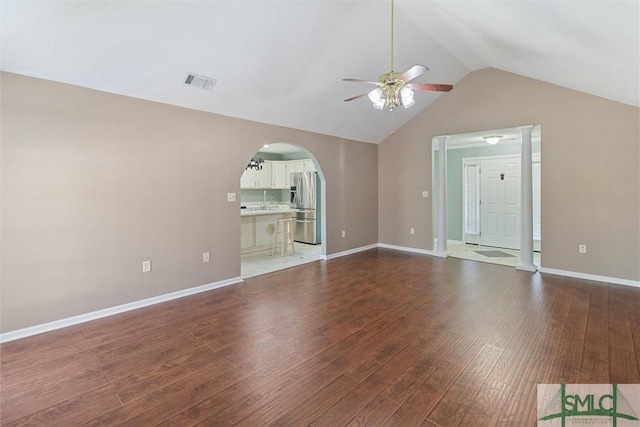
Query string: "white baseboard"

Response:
xmin=378 ymin=243 xmax=436 ymax=256
xmin=324 ymin=243 xmax=379 ymax=260
xmin=538 ymin=267 xmax=640 ymax=288
xmin=0 ymin=244 xmax=383 ymax=342
xmin=516 ymin=264 xmax=538 ymax=272
xmin=5 ymin=254 xmax=638 ymax=343
xmin=0 ymin=276 xmax=243 ymax=343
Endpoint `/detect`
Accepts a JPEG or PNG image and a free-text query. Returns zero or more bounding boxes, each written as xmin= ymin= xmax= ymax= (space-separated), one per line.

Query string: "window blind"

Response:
xmin=533 ymin=162 xmax=541 ymax=240
xmin=465 ymin=164 xmax=479 ymax=235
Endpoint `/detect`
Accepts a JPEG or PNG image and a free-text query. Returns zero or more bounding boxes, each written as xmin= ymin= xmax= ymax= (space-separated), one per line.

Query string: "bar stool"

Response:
xmin=272 ymin=218 xmax=296 ymax=256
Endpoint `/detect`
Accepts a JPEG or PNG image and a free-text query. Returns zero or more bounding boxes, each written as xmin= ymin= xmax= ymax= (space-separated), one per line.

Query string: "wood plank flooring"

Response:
xmin=1 ymin=248 xmax=639 ymax=426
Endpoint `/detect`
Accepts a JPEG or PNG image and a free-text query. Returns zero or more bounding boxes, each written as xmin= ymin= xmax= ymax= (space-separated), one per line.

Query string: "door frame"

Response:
xmin=461 ymin=153 xmax=540 ymax=249
xmin=432 ymin=125 xmax=541 ymax=268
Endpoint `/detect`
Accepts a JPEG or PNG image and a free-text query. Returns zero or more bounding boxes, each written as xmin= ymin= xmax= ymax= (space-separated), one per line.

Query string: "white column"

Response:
xmin=517 ymin=125 xmax=536 ymax=272
xmin=435 ymin=136 xmax=448 ymax=258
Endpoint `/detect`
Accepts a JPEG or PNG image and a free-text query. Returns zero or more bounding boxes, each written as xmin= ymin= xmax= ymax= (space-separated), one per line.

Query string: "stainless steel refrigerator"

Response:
xmin=290 ymin=171 xmax=321 ymax=244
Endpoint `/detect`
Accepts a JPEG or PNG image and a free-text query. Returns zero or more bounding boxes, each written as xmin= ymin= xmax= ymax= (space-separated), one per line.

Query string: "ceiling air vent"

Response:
xmin=183 ymin=72 xmax=216 ymax=91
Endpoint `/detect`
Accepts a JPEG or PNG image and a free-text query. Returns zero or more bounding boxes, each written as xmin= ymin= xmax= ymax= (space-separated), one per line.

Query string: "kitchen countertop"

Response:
xmin=241 ymin=207 xmax=295 ymax=217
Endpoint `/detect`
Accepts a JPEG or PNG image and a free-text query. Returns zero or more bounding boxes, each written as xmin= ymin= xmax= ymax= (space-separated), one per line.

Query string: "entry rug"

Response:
xmin=474 ymin=250 xmax=516 ymax=258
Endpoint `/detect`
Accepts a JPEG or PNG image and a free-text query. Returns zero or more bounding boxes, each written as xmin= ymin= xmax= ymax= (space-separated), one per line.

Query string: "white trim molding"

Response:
xmin=0 ymin=276 xmax=243 ymax=343
xmin=516 ymin=264 xmax=538 ymax=273
xmin=323 ymin=244 xmax=378 ymax=260
xmin=5 ymin=251 xmax=637 ymax=343
xmin=538 ymin=267 xmax=640 ymax=288
xmin=517 ymin=125 xmax=536 ymax=272
xmin=378 ymin=243 xmax=435 ymax=256
xmin=435 ymin=135 xmax=449 ymax=258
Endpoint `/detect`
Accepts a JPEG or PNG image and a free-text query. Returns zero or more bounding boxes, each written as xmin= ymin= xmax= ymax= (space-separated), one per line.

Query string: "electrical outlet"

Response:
xmin=410 ymin=228 xmax=415 ymax=235
xmin=142 ymin=260 xmax=152 ymax=273
xmin=227 ymin=192 xmax=236 ymax=202
xmin=422 ymin=191 xmax=429 ymax=198
xmin=342 ymin=230 xmax=346 ymax=238
xmin=203 ymin=252 xmax=210 ymax=263
xmin=579 ymin=244 xmax=587 ymax=254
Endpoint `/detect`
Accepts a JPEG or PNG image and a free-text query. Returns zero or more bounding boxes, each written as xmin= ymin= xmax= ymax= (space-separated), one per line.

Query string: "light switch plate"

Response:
xmin=422 ymin=191 xmax=429 ymax=198
xmin=227 ymin=192 xmax=236 ymax=202
xmin=203 ymin=252 xmax=210 ymax=263
xmin=142 ymin=260 xmax=151 ymax=273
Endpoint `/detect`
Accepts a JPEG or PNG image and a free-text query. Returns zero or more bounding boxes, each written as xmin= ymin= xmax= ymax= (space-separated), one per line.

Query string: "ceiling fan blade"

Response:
xmin=344 ymin=93 xmax=369 ymax=102
xmin=343 ymin=78 xmax=380 ymax=85
xmin=400 ymin=65 xmax=429 ymax=82
xmin=408 ymin=83 xmax=453 ymax=92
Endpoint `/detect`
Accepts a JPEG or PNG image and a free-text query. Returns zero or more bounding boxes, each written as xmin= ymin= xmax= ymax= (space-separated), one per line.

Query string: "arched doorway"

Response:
xmin=240 ymin=142 xmax=326 ymax=278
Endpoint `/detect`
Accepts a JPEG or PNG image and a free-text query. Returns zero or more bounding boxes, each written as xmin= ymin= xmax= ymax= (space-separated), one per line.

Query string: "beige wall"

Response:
xmin=1 ymin=72 xmax=378 ymax=332
xmin=379 ymin=68 xmax=640 ymax=282
xmin=3 ymin=67 xmax=638 ymax=333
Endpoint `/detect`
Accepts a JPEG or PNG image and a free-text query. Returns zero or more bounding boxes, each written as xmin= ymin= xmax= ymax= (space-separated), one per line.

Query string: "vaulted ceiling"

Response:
xmin=2 ymin=1 xmax=638 ymax=144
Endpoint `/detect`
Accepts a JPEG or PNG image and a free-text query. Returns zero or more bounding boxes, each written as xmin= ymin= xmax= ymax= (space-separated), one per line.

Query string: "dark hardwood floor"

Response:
xmin=1 ymin=248 xmax=639 ymax=426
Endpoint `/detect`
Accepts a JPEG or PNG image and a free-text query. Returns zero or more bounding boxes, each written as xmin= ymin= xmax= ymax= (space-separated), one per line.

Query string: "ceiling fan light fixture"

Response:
xmin=342 ymin=0 xmax=453 ymax=109
xmin=401 ymin=86 xmax=414 ymax=108
xmin=484 ymin=136 xmax=502 ymax=145
xmin=368 ymin=88 xmax=383 ymax=103
xmin=373 ymin=98 xmax=385 ymax=110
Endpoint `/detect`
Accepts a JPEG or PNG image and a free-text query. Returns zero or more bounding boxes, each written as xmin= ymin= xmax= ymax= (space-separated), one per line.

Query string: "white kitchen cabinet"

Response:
xmin=256 ymin=161 xmax=272 ymax=188
xmin=241 ymin=161 xmax=272 ymax=188
xmin=255 ymin=215 xmax=276 ymax=247
xmin=240 ymin=217 xmax=255 ymax=250
xmin=271 ymin=161 xmax=289 ymax=189
xmin=303 ymin=159 xmax=316 ymax=172
xmin=240 ymin=168 xmax=257 ymax=189
xmin=291 ymin=160 xmax=305 ymax=174
xmin=241 ymin=210 xmax=294 ymax=254
xmin=290 ymin=159 xmax=316 ymax=174
xmin=241 ymin=159 xmax=314 ymax=189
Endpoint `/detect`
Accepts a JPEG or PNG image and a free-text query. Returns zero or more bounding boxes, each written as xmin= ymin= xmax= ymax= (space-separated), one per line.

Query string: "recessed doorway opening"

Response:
xmin=432 ymin=126 xmax=542 ymax=268
xmin=240 ymin=142 xmax=326 ymax=278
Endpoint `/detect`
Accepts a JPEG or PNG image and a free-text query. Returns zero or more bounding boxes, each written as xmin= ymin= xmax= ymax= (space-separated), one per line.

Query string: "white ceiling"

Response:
xmin=2 ymin=1 xmax=638 ymax=144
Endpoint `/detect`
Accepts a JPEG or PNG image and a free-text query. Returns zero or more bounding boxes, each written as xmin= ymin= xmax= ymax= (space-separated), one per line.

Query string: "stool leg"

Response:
xmin=289 ymin=221 xmax=296 ymax=254
xmin=272 ymin=220 xmax=279 ymax=256
xmin=281 ymin=221 xmax=285 ymax=256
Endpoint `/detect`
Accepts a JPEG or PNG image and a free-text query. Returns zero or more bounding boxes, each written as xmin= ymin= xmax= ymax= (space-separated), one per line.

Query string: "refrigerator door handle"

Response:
xmin=294 ymin=174 xmax=302 ymax=206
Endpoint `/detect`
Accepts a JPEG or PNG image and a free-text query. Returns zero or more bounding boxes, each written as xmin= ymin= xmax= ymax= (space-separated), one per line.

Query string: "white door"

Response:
xmin=480 ymin=157 xmax=521 ymax=249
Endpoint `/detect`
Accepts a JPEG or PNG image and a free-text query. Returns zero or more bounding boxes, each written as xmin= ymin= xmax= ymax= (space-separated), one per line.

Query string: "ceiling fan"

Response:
xmin=343 ymin=0 xmax=453 ymax=111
